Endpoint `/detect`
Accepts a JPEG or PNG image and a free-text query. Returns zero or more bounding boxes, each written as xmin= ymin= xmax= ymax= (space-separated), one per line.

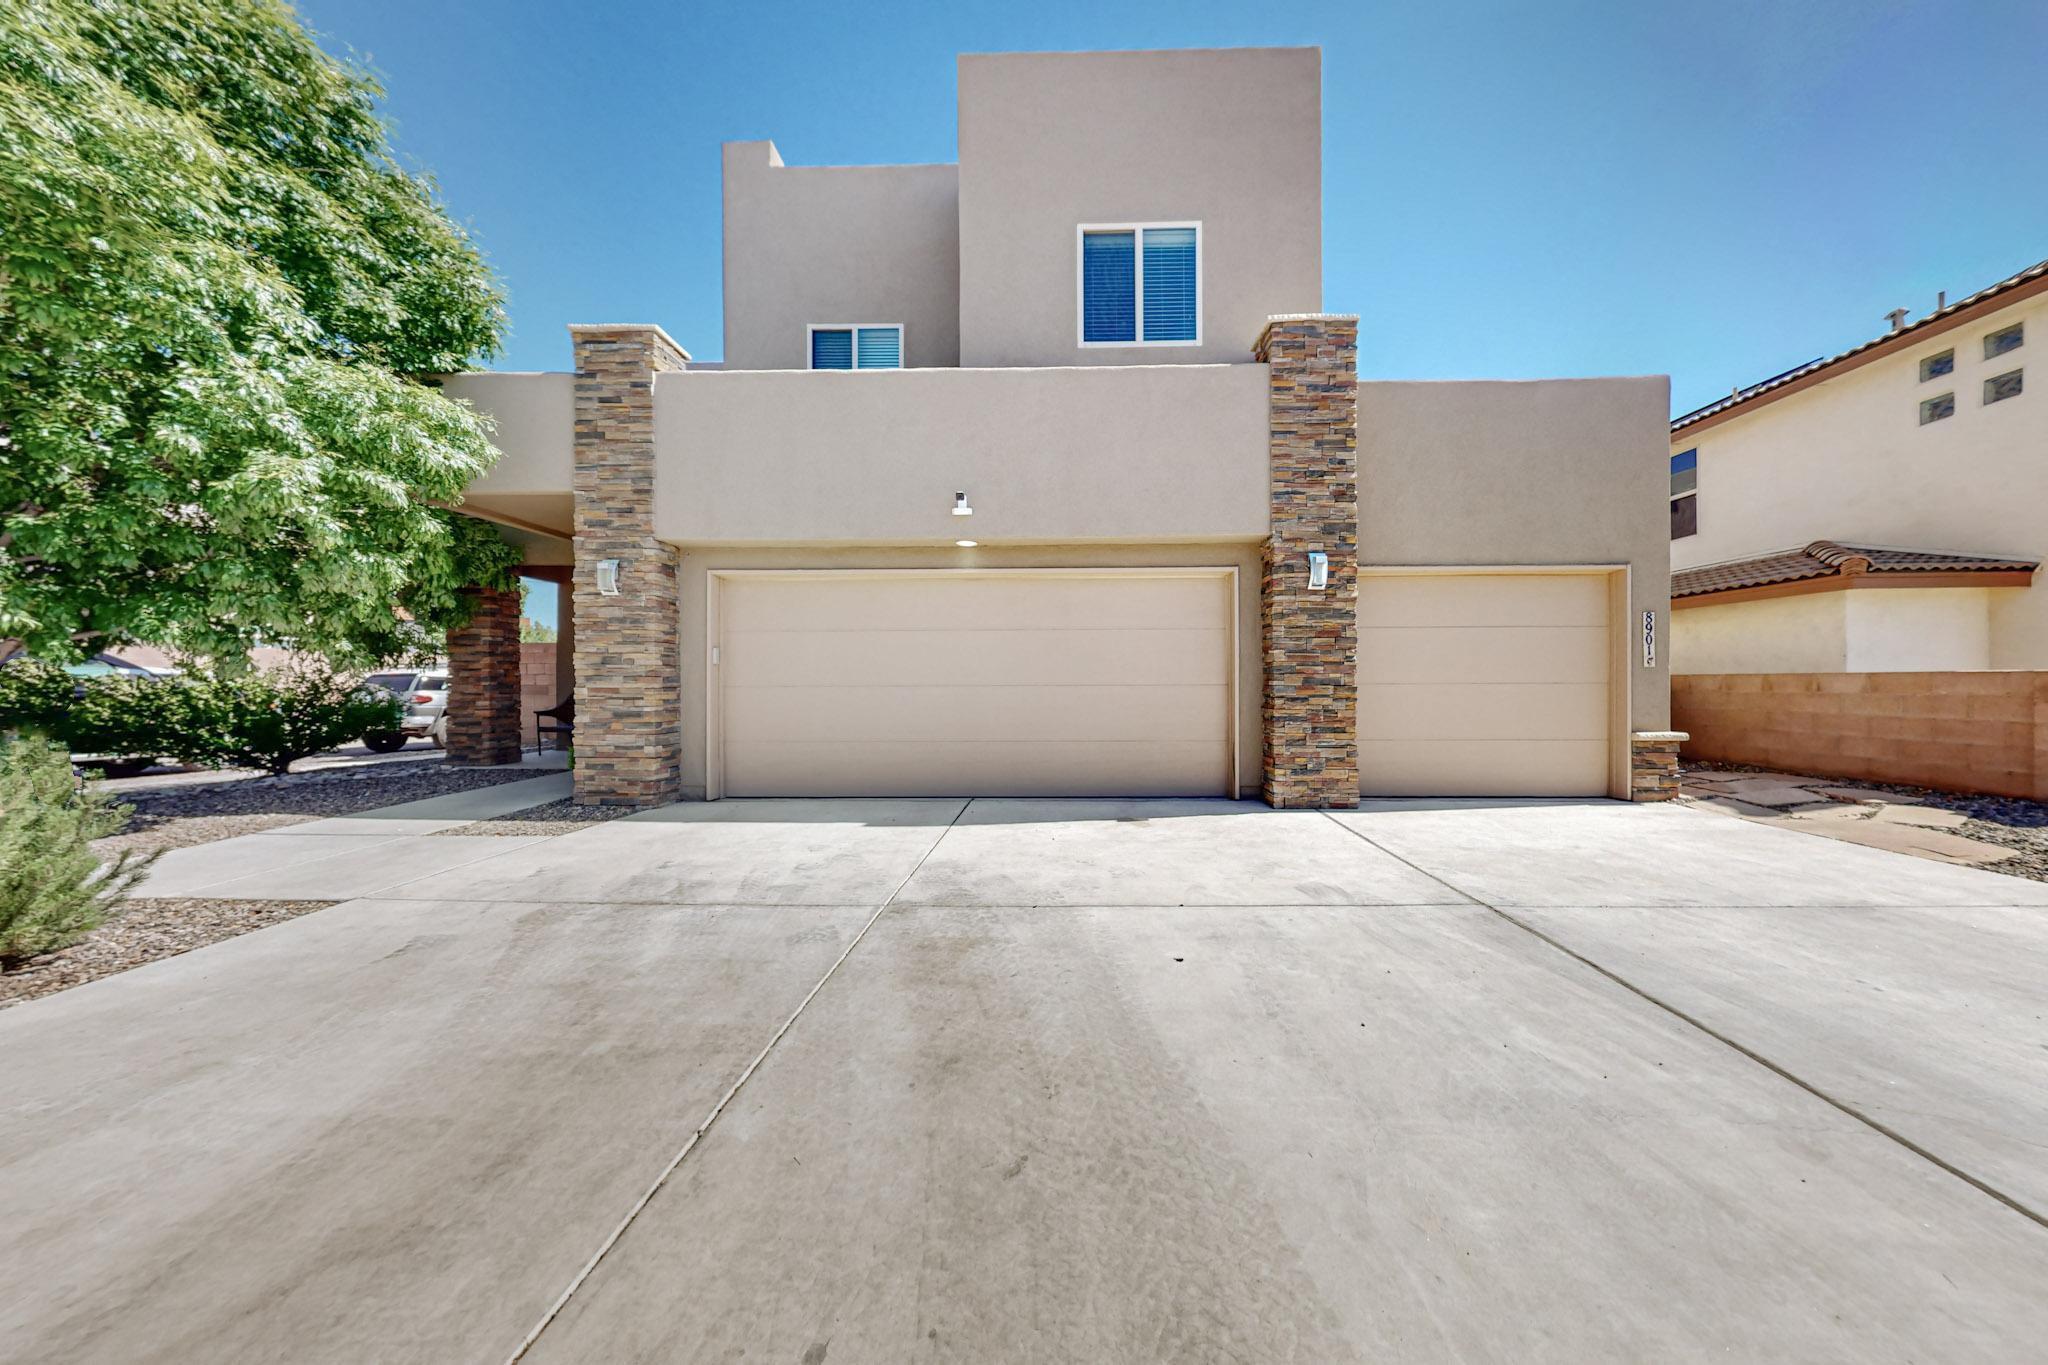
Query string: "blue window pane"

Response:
xmin=1082 ymin=231 xmax=1136 ymax=342
xmin=1670 ymin=448 xmax=1697 ymax=473
xmin=855 ymin=326 xmax=901 ymax=369
xmin=810 ymin=328 xmax=852 ymax=369
xmin=1141 ymin=227 xmax=1198 ymax=341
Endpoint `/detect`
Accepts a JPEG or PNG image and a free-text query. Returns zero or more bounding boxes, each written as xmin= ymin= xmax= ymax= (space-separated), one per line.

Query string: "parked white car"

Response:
xmin=360 ymin=665 xmax=445 ymax=752
xmin=401 ymin=673 xmax=449 ymax=747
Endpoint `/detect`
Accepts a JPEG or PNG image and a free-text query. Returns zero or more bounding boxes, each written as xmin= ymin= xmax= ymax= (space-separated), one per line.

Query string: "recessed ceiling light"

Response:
xmin=955 ymin=539 xmax=978 ymax=548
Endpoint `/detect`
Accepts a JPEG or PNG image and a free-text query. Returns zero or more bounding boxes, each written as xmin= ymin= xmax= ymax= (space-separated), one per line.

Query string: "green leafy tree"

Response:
xmin=0 ymin=0 xmax=520 ymax=667
xmin=0 ymin=737 xmax=156 ymax=965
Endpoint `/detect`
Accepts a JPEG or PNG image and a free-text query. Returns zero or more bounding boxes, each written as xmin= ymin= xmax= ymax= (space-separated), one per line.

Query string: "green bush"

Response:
xmin=0 ymin=659 xmax=178 ymax=763
xmin=174 ymin=662 xmax=401 ymax=775
xmin=0 ymin=658 xmax=401 ymax=776
xmin=0 ymin=738 xmax=157 ymax=965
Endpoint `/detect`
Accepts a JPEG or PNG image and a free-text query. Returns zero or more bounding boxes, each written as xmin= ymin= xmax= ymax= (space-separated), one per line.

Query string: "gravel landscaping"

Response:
xmin=92 ymin=758 xmax=546 ymax=859
xmin=1683 ymin=761 xmax=2048 ymax=883
xmin=430 ymin=797 xmax=636 ymax=838
xmin=0 ymin=899 xmax=336 ymax=1010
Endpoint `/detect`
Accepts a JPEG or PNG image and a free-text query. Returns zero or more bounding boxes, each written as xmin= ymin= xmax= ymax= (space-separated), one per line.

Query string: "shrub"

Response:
xmin=0 ymin=657 xmax=401 ymax=776
xmin=0 ymin=738 xmax=157 ymax=966
xmin=0 ymin=658 xmax=76 ymax=737
xmin=174 ymin=662 xmax=401 ymax=776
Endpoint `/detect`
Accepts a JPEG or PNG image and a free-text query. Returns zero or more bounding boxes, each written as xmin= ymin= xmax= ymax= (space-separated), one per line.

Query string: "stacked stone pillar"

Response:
xmin=569 ymin=325 xmax=688 ymax=806
xmin=1255 ymin=315 xmax=1361 ymax=809
xmin=444 ymin=584 xmax=522 ymax=766
xmin=1629 ymin=731 xmax=1688 ymax=801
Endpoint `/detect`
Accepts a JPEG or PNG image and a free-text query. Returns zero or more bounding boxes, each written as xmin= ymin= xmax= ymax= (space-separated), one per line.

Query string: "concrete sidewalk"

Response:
xmin=4 ymin=797 xmax=2046 ymax=1362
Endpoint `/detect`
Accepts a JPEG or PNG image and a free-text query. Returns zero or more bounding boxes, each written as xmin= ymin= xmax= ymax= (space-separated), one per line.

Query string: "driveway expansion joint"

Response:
xmin=1317 ymin=810 xmax=2048 ymax=1233
xmin=502 ymin=797 xmax=973 ymax=1364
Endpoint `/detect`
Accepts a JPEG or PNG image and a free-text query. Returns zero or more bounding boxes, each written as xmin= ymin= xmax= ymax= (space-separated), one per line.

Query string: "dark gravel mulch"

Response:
xmin=431 ymin=797 xmax=638 ymax=837
xmin=1 ymin=898 xmax=337 ymax=1009
xmin=95 ymin=760 xmax=547 ymax=858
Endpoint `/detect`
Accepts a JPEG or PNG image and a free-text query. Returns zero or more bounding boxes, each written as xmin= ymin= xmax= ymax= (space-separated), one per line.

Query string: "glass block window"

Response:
xmin=1670 ymin=449 xmax=1697 ymax=540
xmin=1984 ymin=323 xmax=2023 ymax=359
xmin=809 ymin=324 xmax=902 ymax=370
xmin=1920 ymin=392 xmax=1955 ymax=424
xmin=1080 ymin=224 xmax=1200 ymax=345
xmin=1984 ymin=369 xmax=2023 ymax=404
xmin=1919 ymin=350 xmax=1953 ymax=382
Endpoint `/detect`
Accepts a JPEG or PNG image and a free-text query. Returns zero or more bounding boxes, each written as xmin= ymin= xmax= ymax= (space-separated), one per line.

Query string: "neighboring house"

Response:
xmin=442 ymin=47 xmax=1675 ymax=807
xmin=1666 ymin=257 xmax=2048 ymax=798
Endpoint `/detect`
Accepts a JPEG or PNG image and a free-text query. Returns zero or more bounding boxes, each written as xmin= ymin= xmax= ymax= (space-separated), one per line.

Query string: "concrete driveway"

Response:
xmin=4 ymin=798 xmax=2047 ymax=1362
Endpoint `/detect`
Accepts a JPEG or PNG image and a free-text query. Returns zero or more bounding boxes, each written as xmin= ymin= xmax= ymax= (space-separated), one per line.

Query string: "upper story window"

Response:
xmin=809 ymin=324 xmax=902 ymax=370
xmin=1920 ymin=392 xmax=1956 ymax=424
xmin=1919 ymin=350 xmax=1953 ymax=382
xmin=1984 ymin=322 xmax=2023 ymax=360
xmin=1984 ymin=369 xmax=2023 ymax=404
xmin=1078 ymin=223 xmax=1200 ymax=346
xmin=1670 ymin=448 xmax=1697 ymax=540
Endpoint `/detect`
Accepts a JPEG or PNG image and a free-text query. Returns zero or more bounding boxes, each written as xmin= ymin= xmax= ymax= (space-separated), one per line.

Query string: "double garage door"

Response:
xmin=714 ymin=571 xmax=1236 ymax=798
xmin=711 ymin=569 xmax=1616 ymax=800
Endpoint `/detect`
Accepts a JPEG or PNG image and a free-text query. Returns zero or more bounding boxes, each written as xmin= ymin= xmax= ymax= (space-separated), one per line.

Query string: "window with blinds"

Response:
xmin=1079 ymin=223 xmax=1200 ymax=346
xmin=809 ymin=324 xmax=902 ymax=370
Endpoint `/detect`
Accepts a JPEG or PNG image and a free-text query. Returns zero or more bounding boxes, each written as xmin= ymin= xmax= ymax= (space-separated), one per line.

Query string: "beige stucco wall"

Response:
xmin=674 ymin=543 xmax=1264 ymax=800
xmin=1672 ymin=594 xmax=1849 ymax=674
xmin=650 ymin=364 xmax=1270 ymax=545
xmin=1845 ymin=587 xmax=1996 ymax=671
xmin=1672 ymin=288 xmax=2046 ymax=666
xmin=1672 ymin=586 xmax=2006 ymax=674
xmin=721 ymin=141 xmax=960 ymax=371
xmin=439 ymin=372 xmax=573 ymax=494
xmin=956 ymin=48 xmax=1321 ymax=368
xmin=1357 ymin=377 xmax=1674 ymax=729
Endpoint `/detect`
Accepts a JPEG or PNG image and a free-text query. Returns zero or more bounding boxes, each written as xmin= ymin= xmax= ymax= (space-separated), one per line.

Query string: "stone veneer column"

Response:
xmin=1254 ymin=315 xmax=1361 ymax=809
xmin=444 ymin=583 xmax=522 ymax=766
xmin=1629 ymin=730 xmax=1688 ymax=801
xmin=570 ymin=324 xmax=688 ymax=806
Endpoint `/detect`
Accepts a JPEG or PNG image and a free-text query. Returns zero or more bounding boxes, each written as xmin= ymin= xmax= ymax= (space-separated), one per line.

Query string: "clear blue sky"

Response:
xmin=302 ymin=0 xmax=2047 ymax=419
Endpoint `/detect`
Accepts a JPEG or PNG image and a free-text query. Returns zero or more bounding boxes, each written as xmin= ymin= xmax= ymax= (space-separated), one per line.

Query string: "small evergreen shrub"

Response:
xmin=0 ymin=739 xmax=157 ymax=966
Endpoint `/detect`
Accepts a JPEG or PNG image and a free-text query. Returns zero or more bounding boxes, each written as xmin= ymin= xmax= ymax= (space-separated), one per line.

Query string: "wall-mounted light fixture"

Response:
xmin=595 ymin=559 xmax=622 ymax=596
xmin=1306 ymin=551 xmax=1329 ymax=591
xmin=952 ymin=491 xmax=973 ymax=517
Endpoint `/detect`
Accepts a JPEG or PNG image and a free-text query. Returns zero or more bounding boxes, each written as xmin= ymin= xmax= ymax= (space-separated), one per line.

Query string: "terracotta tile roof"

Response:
xmin=1672 ymin=256 xmax=2048 ymax=432
xmin=1673 ymin=541 xmax=2039 ymax=600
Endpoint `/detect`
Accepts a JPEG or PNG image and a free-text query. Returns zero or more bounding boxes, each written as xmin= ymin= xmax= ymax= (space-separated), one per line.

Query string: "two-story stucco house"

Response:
xmin=1667 ymin=256 xmax=2047 ymax=797
xmin=440 ymin=47 xmax=1677 ymax=807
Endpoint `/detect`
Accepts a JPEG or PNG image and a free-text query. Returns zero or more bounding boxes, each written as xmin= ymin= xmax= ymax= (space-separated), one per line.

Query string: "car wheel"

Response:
xmin=363 ymin=731 xmax=408 ymax=753
xmin=84 ymin=757 xmax=154 ymax=778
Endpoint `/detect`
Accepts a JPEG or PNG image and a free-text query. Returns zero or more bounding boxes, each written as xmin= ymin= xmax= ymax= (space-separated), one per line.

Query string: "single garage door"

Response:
xmin=714 ymin=570 xmax=1235 ymax=798
xmin=1357 ymin=572 xmax=1615 ymax=798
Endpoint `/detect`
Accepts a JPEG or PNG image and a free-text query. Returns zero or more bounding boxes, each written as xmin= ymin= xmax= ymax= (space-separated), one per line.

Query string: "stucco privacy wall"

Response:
xmin=650 ymin=365 xmax=1270 ymax=544
xmin=1673 ymin=289 xmax=2048 ymax=666
xmin=1356 ymin=378 xmax=1674 ymax=730
xmin=722 ymin=142 xmax=960 ymax=371
xmin=676 ymin=544 xmax=1265 ymax=801
xmin=956 ymin=48 xmax=1321 ymax=368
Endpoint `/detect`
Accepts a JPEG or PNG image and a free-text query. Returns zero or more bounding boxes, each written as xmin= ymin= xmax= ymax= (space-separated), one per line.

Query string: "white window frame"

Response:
xmin=806 ymin=323 xmax=905 ymax=371
xmin=1075 ymin=221 xmax=1203 ymax=349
